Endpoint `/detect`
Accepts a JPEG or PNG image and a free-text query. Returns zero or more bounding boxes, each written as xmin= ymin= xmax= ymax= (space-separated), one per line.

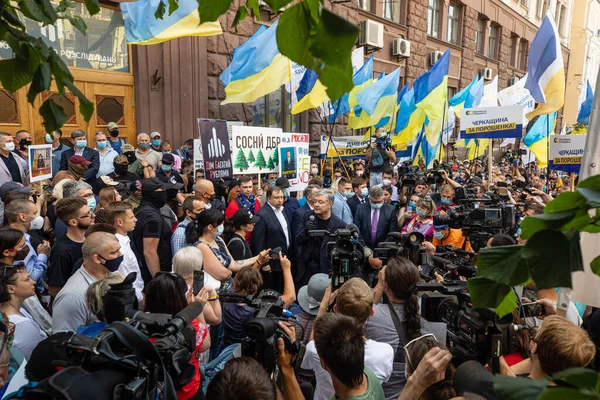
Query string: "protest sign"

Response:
xmin=193 ymin=139 xmax=203 ymax=177
xmin=320 ymin=135 xmax=370 ymax=159
xmin=198 ymin=119 xmax=233 ymax=179
xmin=28 ymin=144 xmax=52 ymax=182
xmin=548 ymin=134 xmax=586 ymax=173
xmin=279 ymin=133 xmax=310 ymax=191
xmin=460 ymin=106 xmax=523 ymax=139
xmin=231 ymin=126 xmax=281 ymax=174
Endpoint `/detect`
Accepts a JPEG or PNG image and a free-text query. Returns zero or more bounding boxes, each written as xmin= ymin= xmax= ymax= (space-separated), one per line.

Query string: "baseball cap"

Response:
xmin=276 ymin=177 xmax=290 ymax=189
xmin=69 ymin=155 xmax=91 ymax=166
xmin=107 ymin=122 xmax=118 ymax=131
xmin=162 ymin=153 xmax=175 ymax=164
xmin=0 ymin=182 xmax=31 ymax=202
xmin=232 ymin=209 xmax=260 ymax=228
xmin=470 ymin=177 xmax=484 ymax=185
xmin=114 ymin=154 xmax=128 ymax=165
xmin=122 ymin=144 xmax=135 ymax=153
xmin=150 ymin=131 xmax=161 ymax=139
xmin=99 ymin=176 xmax=119 ymax=187
xmin=139 ymin=177 xmax=183 ymax=192
xmin=298 ymin=274 xmax=330 ymax=316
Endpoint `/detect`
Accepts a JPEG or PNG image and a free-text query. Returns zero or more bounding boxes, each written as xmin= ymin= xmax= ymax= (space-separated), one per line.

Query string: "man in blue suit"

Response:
xmin=347 ymin=177 xmax=368 ymax=217
xmin=331 ymin=177 xmax=354 ymax=225
xmin=295 ymin=189 xmax=346 ymax=287
xmin=59 ymin=129 xmax=99 ymax=185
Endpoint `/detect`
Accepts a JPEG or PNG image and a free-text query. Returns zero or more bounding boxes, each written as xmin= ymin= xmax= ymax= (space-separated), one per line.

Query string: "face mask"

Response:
xmin=2 ymin=142 xmax=15 ymax=152
xmin=205 ymin=193 xmax=216 ymax=202
xmin=441 ymin=198 xmax=451 ymax=205
xmin=506 ymin=179 xmax=512 ymax=184
xmin=45 ymin=134 xmax=54 ymax=144
xmin=474 ymin=203 xmax=480 ymax=209
xmin=356 ymin=170 xmax=364 ymax=176
xmin=97 ymin=142 xmax=108 ymax=150
xmin=269 ymin=181 xmax=276 ymax=187
xmin=343 ymin=191 xmax=354 ymax=199
xmin=125 ymin=152 xmax=137 ymax=164
xmin=433 ymin=231 xmax=444 ymax=240
xmin=161 ymin=164 xmax=172 ymax=172
xmin=360 ymin=188 xmax=368 ymax=198
xmin=114 ymin=163 xmax=128 ymax=175
xmin=408 ymin=201 xmax=416 ymax=209
xmin=145 ymin=191 xmax=168 ymax=208
xmin=416 ymin=208 xmax=427 ymax=217
xmin=76 ymin=140 xmax=87 ymax=148
xmin=29 ymin=216 xmax=44 ymax=231
xmin=370 ymin=202 xmax=383 ymax=210
xmin=152 ymin=139 xmax=161 ymax=147
xmin=380 ymin=132 xmax=387 ymax=137
xmin=13 ymin=246 xmax=30 ymax=261
xmin=311 ymin=168 xmax=319 ymax=175
xmin=215 ymin=224 xmax=224 ymax=236
xmin=19 ymin=139 xmax=32 ymax=150
xmin=99 ymin=254 xmax=124 ymax=272
xmin=138 ymin=142 xmax=150 ymax=150
xmin=110 ymin=130 xmax=119 ymax=138
xmin=283 ymin=189 xmax=289 ymax=198
xmin=382 ymin=179 xmax=392 ymax=186
xmin=184 ymin=147 xmax=191 ymax=154
xmin=87 ymin=197 xmax=97 ymax=211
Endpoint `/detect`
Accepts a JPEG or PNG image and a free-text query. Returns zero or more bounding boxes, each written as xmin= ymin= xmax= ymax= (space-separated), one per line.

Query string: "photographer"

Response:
xmin=401 ymin=197 xmax=435 ymax=241
xmin=368 ymin=257 xmax=447 ymax=399
xmin=423 ymin=213 xmax=473 ymax=255
xmin=366 ymin=128 xmax=396 ymax=187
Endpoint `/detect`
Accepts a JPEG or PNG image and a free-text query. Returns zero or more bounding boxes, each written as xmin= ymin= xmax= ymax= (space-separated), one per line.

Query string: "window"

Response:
xmin=427 ymin=0 xmax=441 ymax=37
xmin=448 ymin=87 xmax=457 ymax=99
xmin=475 ymin=18 xmax=486 ymax=54
xmin=251 ymin=89 xmax=301 ymax=132
xmin=538 ymin=0 xmax=549 ymax=17
xmin=383 ymin=0 xmax=403 ymax=24
xmin=558 ymin=4 xmax=566 ymax=35
xmin=518 ymin=39 xmax=528 ymax=70
xmin=510 ymin=35 xmax=519 ymax=67
xmin=519 ymin=0 xmax=528 ymax=7
xmin=487 ymin=24 xmax=499 ymax=59
xmin=358 ymin=0 xmax=370 ymax=12
xmin=446 ymin=3 xmax=460 ymax=44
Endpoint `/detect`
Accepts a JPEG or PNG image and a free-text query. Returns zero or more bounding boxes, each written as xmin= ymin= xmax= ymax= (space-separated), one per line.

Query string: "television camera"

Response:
xmin=428 ymin=245 xmax=477 ymax=281
xmin=373 ymin=232 xmax=427 ymax=267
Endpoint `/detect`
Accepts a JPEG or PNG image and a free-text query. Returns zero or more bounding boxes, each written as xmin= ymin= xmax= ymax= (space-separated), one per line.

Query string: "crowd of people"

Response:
xmin=0 ymin=124 xmax=596 ymax=400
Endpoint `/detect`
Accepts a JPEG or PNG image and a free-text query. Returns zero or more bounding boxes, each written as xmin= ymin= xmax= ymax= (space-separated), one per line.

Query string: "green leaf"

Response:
xmin=198 ymin=0 xmax=233 ymax=23
xmin=467 ymin=277 xmax=514 ymax=314
xmin=565 ymin=230 xmax=584 ymax=273
xmin=261 ymin=0 xmax=294 ymax=11
xmin=582 ymin=220 xmax=600 ymax=233
xmin=578 ymin=188 xmax=600 ymax=206
xmin=578 ymin=175 xmax=600 ymax=190
xmin=520 ymin=211 xmax=575 ymax=240
xmin=276 ymin=2 xmax=315 ymax=69
xmin=39 ymin=0 xmax=59 ymax=22
xmin=1 ymin=7 xmax=26 ymax=30
xmin=84 ymin=0 xmax=100 ymax=15
xmin=522 ymin=230 xmax=574 ymax=289
xmin=552 ymin=368 xmax=600 ymax=390
xmin=40 ymin=97 xmax=67 ymax=132
xmin=475 ymin=245 xmax=529 ymax=286
xmin=27 ymin=62 xmax=51 ymax=103
xmin=232 ymin=6 xmax=248 ymax=30
xmin=539 ymin=387 xmax=600 ymax=400
xmin=544 ymin=191 xmax=586 ymax=213
xmin=246 ymin=0 xmax=260 ymax=18
xmin=561 ymin=213 xmax=594 ymax=232
xmin=0 ymin=58 xmax=35 ymax=92
xmin=494 ymin=374 xmax=549 ymax=400
xmin=65 ymin=15 xmax=87 ymax=34
xmin=64 ymin=80 xmax=94 ymax=122
xmin=154 ymin=0 xmax=166 ymax=20
xmin=591 ymin=255 xmax=600 ymax=276
xmin=19 ymin=0 xmax=52 ymax=23
xmin=48 ymin=49 xmax=73 ymax=93
xmin=167 ymin=0 xmax=179 ymax=16
xmin=494 ymin=288 xmax=519 ymax=317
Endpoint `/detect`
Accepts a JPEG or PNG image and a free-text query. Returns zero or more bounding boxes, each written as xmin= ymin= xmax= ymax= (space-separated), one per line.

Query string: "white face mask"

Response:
xmin=382 ymin=179 xmax=392 ymax=186
xmin=30 ymin=216 xmax=44 ymax=231
xmin=311 ymin=168 xmax=319 ymax=175
xmin=2 ymin=142 xmax=15 ymax=152
xmin=356 ymin=170 xmax=364 ymax=177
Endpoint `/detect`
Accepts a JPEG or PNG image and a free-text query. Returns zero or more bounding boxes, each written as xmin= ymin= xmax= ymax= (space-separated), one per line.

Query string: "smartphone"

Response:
xmin=269 ymin=247 xmax=282 ymax=259
xmin=519 ymin=302 xmax=544 ymax=318
xmin=193 ymin=270 xmax=205 ymax=295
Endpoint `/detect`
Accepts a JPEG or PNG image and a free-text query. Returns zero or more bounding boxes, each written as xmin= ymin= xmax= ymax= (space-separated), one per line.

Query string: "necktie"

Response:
xmin=371 ymin=208 xmax=379 ymax=246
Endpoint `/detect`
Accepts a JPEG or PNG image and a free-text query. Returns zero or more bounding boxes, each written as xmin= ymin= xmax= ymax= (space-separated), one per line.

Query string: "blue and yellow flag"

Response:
xmin=577 ymin=81 xmax=594 ymax=125
xmin=291 ymin=69 xmax=329 ymax=114
xmin=348 ymin=68 xmax=400 ymax=130
xmin=121 ymin=0 xmax=222 ymax=45
xmin=524 ymin=15 xmax=565 ymax=120
xmin=329 ymin=56 xmax=374 ymax=123
xmin=523 ymin=112 xmax=556 ymax=168
xmin=414 ymin=50 xmax=450 ymax=122
xmin=220 ymin=21 xmax=290 ymax=105
xmin=449 ymin=76 xmax=477 ymax=111
xmin=464 ymin=76 xmax=484 ymax=108
xmin=392 ymin=86 xmax=426 ymax=148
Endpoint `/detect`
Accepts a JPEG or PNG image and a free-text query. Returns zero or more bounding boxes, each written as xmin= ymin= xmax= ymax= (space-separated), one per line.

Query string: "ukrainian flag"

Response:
xmin=291 ymin=69 xmax=329 ymax=114
xmin=464 ymin=76 xmax=484 ymax=108
xmin=523 ymin=112 xmax=556 ymax=168
xmin=348 ymin=68 xmax=400 ymax=129
xmin=577 ymin=81 xmax=593 ymax=125
xmin=411 ymin=118 xmax=443 ymax=168
xmin=414 ymin=50 xmax=450 ymax=122
xmin=220 ymin=21 xmax=291 ymax=105
xmin=121 ymin=0 xmax=222 ymax=45
xmin=392 ymin=86 xmax=426 ymax=148
xmin=524 ymin=15 xmax=565 ymax=120
xmin=329 ymin=56 xmax=374 ymax=123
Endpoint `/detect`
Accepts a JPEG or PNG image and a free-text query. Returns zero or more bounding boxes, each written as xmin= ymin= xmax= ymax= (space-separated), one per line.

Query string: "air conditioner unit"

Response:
xmin=392 ymin=38 xmax=411 ymax=57
xmin=429 ymin=50 xmax=443 ymax=66
xmin=358 ymin=20 xmax=384 ymax=49
xmin=480 ymin=67 xmax=493 ymax=80
xmin=508 ymin=76 xmax=519 ymax=86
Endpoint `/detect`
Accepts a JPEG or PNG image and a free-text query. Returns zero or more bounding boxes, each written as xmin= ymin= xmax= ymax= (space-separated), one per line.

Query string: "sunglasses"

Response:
xmin=403 ymin=333 xmax=437 ymax=379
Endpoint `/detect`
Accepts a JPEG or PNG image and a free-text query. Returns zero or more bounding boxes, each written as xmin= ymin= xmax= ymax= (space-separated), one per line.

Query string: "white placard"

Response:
xmin=231 ymin=126 xmax=282 ymax=175
xmin=548 ymin=134 xmax=586 ymax=173
xmin=460 ymin=106 xmax=524 ymax=139
xmin=28 ymin=144 xmax=52 ymax=183
xmin=279 ymin=133 xmax=310 ymax=192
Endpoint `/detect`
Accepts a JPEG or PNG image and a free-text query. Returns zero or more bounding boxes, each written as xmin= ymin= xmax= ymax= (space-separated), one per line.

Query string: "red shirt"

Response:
xmin=225 ymin=198 xmax=261 ymax=220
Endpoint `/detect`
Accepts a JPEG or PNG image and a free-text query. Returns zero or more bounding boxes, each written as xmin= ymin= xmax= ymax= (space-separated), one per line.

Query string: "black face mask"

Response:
xmin=125 ymin=152 xmax=137 ymax=164
xmin=110 ymin=130 xmax=119 ymax=138
xmin=19 ymin=139 xmax=32 ymax=151
xmin=205 ymin=193 xmax=216 ymax=202
xmin=99 ymin=254 xmax=124 ymax=272
xmin=14 ymin=246 xmax=30 ymax=261
xmin=114 ymin=163 xmax=129 ymax=176
xmin=144 ymin=191 xmax=168 ymax=208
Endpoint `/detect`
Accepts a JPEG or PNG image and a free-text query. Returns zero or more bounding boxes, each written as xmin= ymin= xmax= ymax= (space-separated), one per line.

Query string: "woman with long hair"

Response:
xmin=0 ymin=228 xmax=47 ymax=360
xmin=401 ymin=197 xmax=436 ymax=241
xmin=144 ymin=272 xmax=210 ymax=400
xmin=94 ymin=187 xmax=122 ymax=224
xmin=367 ymin=256 xmax=447 ymax=400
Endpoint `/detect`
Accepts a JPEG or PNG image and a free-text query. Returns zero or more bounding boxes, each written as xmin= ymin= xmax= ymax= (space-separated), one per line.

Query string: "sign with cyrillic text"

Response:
xmin=460 ymin=106 xmax=523 ymax=139
xmin=548 ymin=134 xmax=586 ymax=173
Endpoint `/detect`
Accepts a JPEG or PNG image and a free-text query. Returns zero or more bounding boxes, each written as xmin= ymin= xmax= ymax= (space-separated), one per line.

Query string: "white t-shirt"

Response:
xmin=8 ymin=309 xmax=48 ymax=361
xmin=301 ymin=338 xmax=393 ymax=400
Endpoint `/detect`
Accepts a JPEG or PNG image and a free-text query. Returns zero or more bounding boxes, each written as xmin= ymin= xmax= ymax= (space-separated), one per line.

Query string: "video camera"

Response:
xmin=429 ymin=245 xmax=477 ymax=281
xmin=308 ymin=222 xmax=365 ymax=290
xmin=417 ymin=281 xmax=514 ymax=373
xmin=373 ymin=232 xmax=427 ymax=267
xmin=400 ymin=165 xmax=424 ymax=189
xmin=13 ymin=273 xmax=201 ymax=400
xmin=219 ymin=290 xmax=303 ymax=375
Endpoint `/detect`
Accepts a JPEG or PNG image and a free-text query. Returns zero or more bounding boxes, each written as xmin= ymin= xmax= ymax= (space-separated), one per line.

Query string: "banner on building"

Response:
xmin=231 ymin=126 xmax=281 ymax=175
xmin=279 ymin=133 xmax=310 ymax=192
xmin=28 ymin=144 xmax=52 ymax=183
xmin=320 ymin=135 xmax=370 ymax=159
xmin=548 ymin=134 xmax=586 ymax=173
xmin=460 ymin=106 xmax=523 ymax=139
xmin=197 ymin=119 xmax=234 ymax=179
xmin=193 ymin=139 xmax=203 ymax=178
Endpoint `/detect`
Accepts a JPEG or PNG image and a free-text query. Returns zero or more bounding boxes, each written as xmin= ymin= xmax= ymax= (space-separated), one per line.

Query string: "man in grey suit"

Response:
xmin=0 ymin=132 xmax=27 ymax=186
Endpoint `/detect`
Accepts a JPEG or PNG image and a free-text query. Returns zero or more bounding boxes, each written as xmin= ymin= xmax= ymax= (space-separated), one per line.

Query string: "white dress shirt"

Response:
xmin=96 ymin=148 xmax=118 ymax=177
xmin=269 ymin=203 xmax=290 ymax=248
xmin=116 ymin=233 xmax=144 ymax=302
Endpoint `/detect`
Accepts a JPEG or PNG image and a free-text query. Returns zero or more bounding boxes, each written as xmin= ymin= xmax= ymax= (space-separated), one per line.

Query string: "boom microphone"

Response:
xmin=346 ymin=223 xmax=359 ymax=239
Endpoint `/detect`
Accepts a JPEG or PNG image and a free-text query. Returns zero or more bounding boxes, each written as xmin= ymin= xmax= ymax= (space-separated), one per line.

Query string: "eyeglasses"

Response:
xmin=403 ymin=333 xmax=437 ymax=378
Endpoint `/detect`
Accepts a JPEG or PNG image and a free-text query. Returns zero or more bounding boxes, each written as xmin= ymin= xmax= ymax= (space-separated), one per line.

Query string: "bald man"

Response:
xmin=135 ymin=133 xmax=162 ymax=170
xmin=194 ymin=179 xmax=225 ymax=212
xmin=52 ymin=232 xmax=123 ymax=333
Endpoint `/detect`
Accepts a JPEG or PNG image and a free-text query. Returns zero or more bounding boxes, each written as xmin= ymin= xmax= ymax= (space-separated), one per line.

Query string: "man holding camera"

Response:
xmin=366 ymin=128 xmax=396 ymax=188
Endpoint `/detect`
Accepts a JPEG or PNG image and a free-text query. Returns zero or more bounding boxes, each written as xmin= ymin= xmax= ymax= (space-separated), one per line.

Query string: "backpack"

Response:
xmin=371 ymin=147 xmax=385 ymax=169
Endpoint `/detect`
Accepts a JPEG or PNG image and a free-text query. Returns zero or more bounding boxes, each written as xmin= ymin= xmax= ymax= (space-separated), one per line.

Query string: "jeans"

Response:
xmin=370 ymin=172 xmax=383 ymax=187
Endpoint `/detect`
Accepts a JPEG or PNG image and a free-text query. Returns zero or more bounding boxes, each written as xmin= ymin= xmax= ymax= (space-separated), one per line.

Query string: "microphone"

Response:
xmin=166 ymin=302 xmax=203 ymax=335
xmin=346 ymin=223 xmax=359 ymax=239
xmin=309 ymin=215 xmax=315 ymax=223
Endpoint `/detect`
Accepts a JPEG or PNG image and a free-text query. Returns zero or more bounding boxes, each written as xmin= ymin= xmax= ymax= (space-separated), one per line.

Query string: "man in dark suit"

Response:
xmin=347 ymin=177 xmax=369 ymax=217
xmin=295 ymin=189 xmax=346 ymax=287
xmin=282 ymin=150 xmax=295 ymax=178
xmin=354 ymin=185 xmax=398 ymax=273
xmin=291 ymin=184 xmax=320 ymax=238
xmin=59 ymin=129 xmax=99 ymax=185
xmin=252 ymin=186 xmax=292 ymax=293
xmin=276 ymin=177 xmax=299 ymax=222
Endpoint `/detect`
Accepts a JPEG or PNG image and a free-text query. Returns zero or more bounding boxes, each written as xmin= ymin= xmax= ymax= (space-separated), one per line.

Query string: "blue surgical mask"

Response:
xmin=161 ymin=164 xmax=172 ymax=172
xmin=97 ymin=142 xmax=108 ymax=150
xmin=433 ymin=231 xmax=444 ymax=240
xmin=45 ymin=134 xmax=54 ymax=144
xmin=215 ymin=224 xmax=224 ymax=236
xmin=76 ymin=139 xmax=87 ymax=148
xmin=184 ymin=147 xmax=191 ymax=153
xmin=409 ymin=201 xmax=416 ymax=208
xmin=380 ymin=132 xmax=387 ymax=137
xmin=343 ymin=191 xmax=354 ymax=199
xmin=360 ymin=188 xmax=368 ymax=198
xmin=370 ymin=202 xmax=383 ymax=210
xmin=152 ymin=139 xmax=161 ymax=147
xmin=87 ymin=197 xmax=97 ymax=211
xmin=416 ymin=208 xmax=426 ymax=217
xmin=139 ymin=142 xmax=150 ymax=150
xmin=283 ymin=189 xmax=289 ymax=198
xmin=269 ymin=181 xmax=276 ymax=187
xmin=441 ymin=198 xmax=451 ymax=205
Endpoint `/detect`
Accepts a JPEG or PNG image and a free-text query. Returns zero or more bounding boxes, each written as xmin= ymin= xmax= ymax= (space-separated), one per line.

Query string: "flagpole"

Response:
xmin=487 ymin=139 xmax=493 ymax=190
xmin=438 ymin=100 xmax=447 ymax=163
